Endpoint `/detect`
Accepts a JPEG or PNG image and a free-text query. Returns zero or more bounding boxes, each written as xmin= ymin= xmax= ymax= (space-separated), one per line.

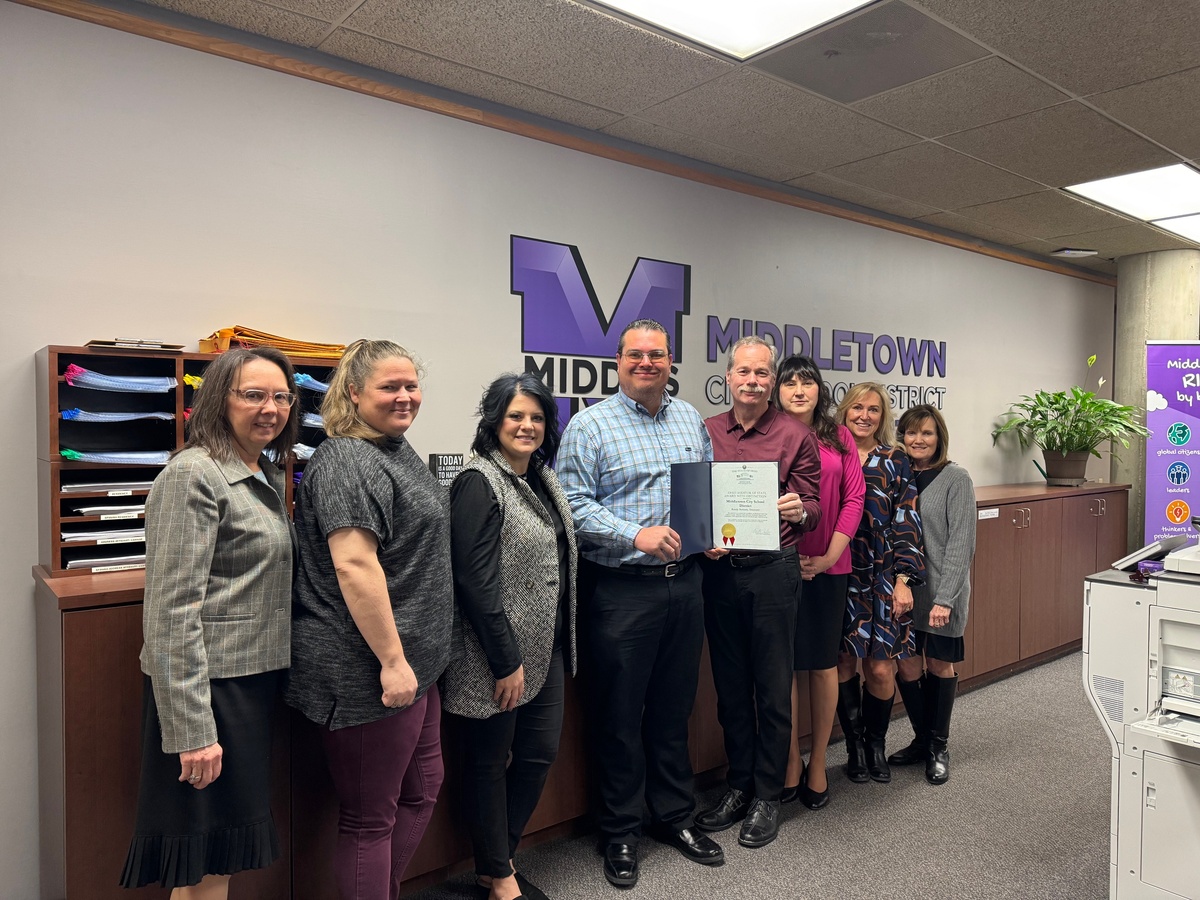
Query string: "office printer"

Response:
xmin=1083 ymin=536 xmax=1200 ymax=900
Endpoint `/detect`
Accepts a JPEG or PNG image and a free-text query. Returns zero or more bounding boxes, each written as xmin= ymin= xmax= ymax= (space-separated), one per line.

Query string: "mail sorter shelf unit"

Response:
xmin=37 ymin=345 xmax=339 ymax=577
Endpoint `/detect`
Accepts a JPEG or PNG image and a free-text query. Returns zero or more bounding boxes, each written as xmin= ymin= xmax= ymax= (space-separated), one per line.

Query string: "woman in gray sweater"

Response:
xmin=893 ymin=405 xmax=976 ymax=784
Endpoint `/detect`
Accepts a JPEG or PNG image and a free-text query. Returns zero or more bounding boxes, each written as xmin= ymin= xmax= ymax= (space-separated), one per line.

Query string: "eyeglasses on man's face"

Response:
xmin=229 ymin=388 xmax=298 ymax=408
xmin=622 ymin=349 xmax=669 ymax=363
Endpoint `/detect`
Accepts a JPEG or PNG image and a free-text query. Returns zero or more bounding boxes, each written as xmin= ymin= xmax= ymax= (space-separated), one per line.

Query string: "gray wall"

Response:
xmin=0 ymin=3 xmax=1113 ymax=896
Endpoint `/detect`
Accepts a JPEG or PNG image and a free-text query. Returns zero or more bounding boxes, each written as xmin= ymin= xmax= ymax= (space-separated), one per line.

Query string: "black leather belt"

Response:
xmin=615 ymin=557 xmax=696 ymax=578
xmin=726 ymin=547 xmax=795 ymax=568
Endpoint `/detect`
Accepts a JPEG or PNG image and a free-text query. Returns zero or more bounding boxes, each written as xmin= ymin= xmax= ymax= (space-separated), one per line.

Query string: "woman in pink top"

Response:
xmin=774 ymin=355 xmax=866 ymax=808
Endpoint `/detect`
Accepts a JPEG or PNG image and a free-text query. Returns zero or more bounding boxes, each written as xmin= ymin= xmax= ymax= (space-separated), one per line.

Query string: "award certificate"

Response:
xmin=671 ymin=461 xmax=781 ymax=556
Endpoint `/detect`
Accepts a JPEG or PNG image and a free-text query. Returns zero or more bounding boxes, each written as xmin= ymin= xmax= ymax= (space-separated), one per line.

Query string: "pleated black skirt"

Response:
xmin=120 ymin=670 xmax=281 ymax=889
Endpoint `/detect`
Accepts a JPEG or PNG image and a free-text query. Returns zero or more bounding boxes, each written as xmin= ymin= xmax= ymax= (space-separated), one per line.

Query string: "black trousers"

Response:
xmin=460 ymin=649 xmax=565 ymax=878
xmin=702 ymin=550 xmax=799 ymax=800
xmin=582 ymin=558 xmax=704 ymax=847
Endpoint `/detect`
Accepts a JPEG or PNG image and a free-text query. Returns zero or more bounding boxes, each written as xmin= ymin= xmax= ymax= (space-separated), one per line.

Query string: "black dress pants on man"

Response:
xmin=702 ymin=549 xmax=799 ymax=801
xmin=583 ymin=558 xmax=705 ymax=847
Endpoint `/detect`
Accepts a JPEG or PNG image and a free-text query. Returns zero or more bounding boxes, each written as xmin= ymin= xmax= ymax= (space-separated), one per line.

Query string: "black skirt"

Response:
xmin=120 ymin=670 xmax=281 ymax=889
xmin=793 ymin=572 xmax=849 ymax=670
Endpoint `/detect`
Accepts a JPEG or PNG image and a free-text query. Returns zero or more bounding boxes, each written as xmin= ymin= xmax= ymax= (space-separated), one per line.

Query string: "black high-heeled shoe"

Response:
xmin=799 ymin=764 xmax=829 ymax=810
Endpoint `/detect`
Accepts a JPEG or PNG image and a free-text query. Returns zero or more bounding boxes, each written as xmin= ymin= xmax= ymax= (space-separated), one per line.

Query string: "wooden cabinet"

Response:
xmin=971 ymin=483 xmax=1129 ymax=677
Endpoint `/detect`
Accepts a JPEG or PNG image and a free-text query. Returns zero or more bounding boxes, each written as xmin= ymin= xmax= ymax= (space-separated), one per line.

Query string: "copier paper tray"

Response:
xmin=1130 ymin=708 xmax=1200 ymax=748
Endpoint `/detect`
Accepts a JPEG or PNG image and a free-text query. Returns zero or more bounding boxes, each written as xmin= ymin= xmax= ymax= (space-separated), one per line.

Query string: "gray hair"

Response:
xmin=726 ymin=335 xmax=778 ymax=372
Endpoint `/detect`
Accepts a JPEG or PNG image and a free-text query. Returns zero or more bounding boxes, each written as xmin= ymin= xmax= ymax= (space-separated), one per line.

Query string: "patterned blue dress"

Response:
xmin=844 ymin=445 xmax=926 ymax=660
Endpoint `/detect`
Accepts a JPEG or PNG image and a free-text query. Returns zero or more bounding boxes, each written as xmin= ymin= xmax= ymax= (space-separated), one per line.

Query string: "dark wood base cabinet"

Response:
xmin=35 ymin=482 xmax=1128 ymax=899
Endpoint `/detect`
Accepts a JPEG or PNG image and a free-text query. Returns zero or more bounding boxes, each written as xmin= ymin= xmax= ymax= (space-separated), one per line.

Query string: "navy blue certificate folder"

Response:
xmin=671 ymin=461 xmax=715 ymax=558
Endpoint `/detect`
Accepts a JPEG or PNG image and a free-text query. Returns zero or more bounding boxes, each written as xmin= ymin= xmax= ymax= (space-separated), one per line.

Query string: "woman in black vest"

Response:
xmin=442 ymin=373 xmax=577 ymax=900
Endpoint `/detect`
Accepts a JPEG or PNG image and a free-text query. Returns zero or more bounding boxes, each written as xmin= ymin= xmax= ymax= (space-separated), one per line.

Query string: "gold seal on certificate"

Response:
xmin=670 ymin=461 xmax=782 ymax=557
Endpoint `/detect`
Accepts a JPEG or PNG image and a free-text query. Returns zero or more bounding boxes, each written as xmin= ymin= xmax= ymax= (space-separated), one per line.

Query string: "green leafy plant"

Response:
xmin=991 ymin=355 xmax=1151 ymax=459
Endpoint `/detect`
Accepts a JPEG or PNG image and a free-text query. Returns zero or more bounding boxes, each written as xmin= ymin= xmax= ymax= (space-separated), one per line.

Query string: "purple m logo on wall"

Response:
xmin=510 ymin=235 xmax=691 ymax=359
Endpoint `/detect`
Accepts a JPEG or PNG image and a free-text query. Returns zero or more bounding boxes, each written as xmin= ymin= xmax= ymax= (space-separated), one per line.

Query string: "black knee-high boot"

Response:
xmin=836 ymin=675 xmax=869 ymax=783
xmin=925 ymin=673 xmax=957 ymax=785
xmin=861 ymin=689 xmax=895 ymax=783
xmin=888 ymin=675 xmax=927 ymax=765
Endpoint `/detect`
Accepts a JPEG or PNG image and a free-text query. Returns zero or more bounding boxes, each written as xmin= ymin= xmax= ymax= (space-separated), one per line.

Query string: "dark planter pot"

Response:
xmin=1041 ymin=448 xmax=1091 ymax=486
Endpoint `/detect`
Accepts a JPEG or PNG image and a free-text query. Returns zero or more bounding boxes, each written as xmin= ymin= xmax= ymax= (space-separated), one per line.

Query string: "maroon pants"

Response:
xmin=320 ymin=684 xmax=444 ymax=900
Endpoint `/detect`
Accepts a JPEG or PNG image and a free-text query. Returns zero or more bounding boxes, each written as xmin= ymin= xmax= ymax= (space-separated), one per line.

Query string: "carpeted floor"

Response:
xmin=410 ymin=653 xmax=1110 ymax=900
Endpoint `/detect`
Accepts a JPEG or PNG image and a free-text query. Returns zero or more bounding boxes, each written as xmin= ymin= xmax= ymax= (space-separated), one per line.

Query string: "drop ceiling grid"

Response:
xmin=317 ymin=28 xmax=624 ymax=130
xmin=907 ymin=0 xmax=1200 ymax=96
xmin=338 ymin=0 xmax=733 ymax=112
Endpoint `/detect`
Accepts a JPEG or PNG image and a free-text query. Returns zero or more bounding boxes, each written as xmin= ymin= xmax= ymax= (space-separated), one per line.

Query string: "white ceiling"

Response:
xmin=94 ymin=0 xmax=1200 ymax=276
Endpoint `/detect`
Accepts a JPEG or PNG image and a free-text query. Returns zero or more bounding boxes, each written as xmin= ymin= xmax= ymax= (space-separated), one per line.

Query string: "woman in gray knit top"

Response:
xmin=893 ymin=405 xmax=976 ymax=785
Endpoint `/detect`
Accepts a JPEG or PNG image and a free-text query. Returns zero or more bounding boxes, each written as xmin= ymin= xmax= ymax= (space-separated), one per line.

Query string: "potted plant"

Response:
xmin=991 ymin=355 xmax=1151 ymax=486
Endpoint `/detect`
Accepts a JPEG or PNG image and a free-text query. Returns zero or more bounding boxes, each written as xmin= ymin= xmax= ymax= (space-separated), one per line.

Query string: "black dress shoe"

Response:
xmin=602 ymin=844 xmax=638 ymax=888
xmin=799 ymin=765 xmax=829 ymax=810
xmin=657 ymin=827 xmax=725 ymax=866
xmin=737 ymin=799 xmax=780 ymax=848
xmin=695 ymin=788 xmax=751 ymax=832
xmin=780 ymin=783 xmax=799 ymax=804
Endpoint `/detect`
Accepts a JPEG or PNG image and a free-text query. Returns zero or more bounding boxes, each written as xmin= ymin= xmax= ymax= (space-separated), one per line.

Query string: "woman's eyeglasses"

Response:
xmin=229 ymin=389 xmax=298 ymax=408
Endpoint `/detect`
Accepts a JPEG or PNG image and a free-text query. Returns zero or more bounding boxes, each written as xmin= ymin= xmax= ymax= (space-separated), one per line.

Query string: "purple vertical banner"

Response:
xmin=1145 ymin=342 xmax=1200 ymax=544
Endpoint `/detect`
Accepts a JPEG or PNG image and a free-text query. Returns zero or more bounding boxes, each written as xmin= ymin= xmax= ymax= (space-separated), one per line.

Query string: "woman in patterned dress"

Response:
xmin=834 ymin=383 xmax=925 ymax=785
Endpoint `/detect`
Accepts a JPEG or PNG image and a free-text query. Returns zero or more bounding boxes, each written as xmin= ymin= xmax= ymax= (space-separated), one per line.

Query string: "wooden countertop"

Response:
xmin=974 ymin=482 xmax=1130 ymax=506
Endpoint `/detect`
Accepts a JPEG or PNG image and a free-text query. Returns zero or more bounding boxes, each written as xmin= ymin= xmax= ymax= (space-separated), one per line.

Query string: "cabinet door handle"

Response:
xmin=1100 ymin=497 xmax=1107 ymax=516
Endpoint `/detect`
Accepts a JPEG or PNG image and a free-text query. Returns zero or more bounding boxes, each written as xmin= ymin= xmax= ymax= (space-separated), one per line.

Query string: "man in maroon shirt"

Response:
xmin=694 ymin=336 xmax=821 ymax=849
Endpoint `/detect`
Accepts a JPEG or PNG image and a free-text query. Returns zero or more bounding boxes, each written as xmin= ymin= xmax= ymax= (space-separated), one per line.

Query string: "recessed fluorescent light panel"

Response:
xmin=1156 ymin=214 xmax=1200 ymax=243
xmin=591 ymin=0 xmax=872 ymax=59
xmin=1066 ymin=164 xmax=1200 ymax=222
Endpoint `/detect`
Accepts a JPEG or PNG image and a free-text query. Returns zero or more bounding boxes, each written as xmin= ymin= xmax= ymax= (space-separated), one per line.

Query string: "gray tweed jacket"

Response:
xmin=140 ymin=447 xmax=294 ymax=753
xmin=441 ymin=452 xmax=577 ymax=719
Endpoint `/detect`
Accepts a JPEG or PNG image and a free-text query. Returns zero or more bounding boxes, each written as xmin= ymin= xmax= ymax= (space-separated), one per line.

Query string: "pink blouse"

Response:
xmin=795 ymin=424 xmax=866 ymax=575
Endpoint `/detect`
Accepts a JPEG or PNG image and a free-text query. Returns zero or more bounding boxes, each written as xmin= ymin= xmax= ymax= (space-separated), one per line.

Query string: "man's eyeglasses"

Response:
xmin=229 ymin=389 xmax=298 ymax=408
xmin=622 ymin=349 xmax=668 ymax=362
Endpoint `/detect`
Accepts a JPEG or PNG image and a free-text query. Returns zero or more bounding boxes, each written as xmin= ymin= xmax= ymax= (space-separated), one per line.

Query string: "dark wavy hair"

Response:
xmin=470 ymin=373 xmax=561 ymax=468
xmin=184 ymin=347 xmax=298 ymax=468
xmin=897 ymin=403 xmax=951 ymax=469
xmin=773 ymin=354 xmax=845 ymax=455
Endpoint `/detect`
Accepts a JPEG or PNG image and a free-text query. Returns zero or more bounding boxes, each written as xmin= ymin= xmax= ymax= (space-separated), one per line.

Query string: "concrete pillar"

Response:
xmin=1113 ymin=249 xmax=1200 ymax=551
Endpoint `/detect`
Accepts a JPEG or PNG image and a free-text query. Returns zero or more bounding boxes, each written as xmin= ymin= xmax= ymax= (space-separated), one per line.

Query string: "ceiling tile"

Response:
xmin=1046 ymin=223 xmax=1198 ymax=259
xmin=1013 ymin=238 xmax=1061 ymax=255
xmin=951 ymin=190 xmax=1133 ymax=240
xmin=915 ymin=211 xmax=1032 ymax=245
xmin=639 ymin=69 xmax=920 ymax=172
xmin=751 ymin=0 xmax=988 ymax=104
xmin=599 ymin=118 xmax=805 ymax=182
xmin=826 ymin=142 xmax=1042 ymax=208
xmin=911 ymin=0 xmax=1200 ymax=95
xmin=134 ymin=0 xmax=331 ymax=44
xmin=785 ymin=172 xmax=940 ymax=219
xmin=1090 ymin=67 xmax=1200 ymax=160
xmin=940 ymin=101 xmax=1176 ymax=186
xmin=851 ymin=57 xmax=1067 ymax=138
xmin=243 ymin=0 xmax=356 ymax=19
xmin=341 ymin=0 xmax=731 ymax=112
xmin=319 ymin=29 xmax=622 ymax=130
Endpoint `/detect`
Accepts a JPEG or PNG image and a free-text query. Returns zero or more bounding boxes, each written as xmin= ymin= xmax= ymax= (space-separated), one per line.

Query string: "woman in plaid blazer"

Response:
xmin=121 ymin=347 xmax=299 ymax=896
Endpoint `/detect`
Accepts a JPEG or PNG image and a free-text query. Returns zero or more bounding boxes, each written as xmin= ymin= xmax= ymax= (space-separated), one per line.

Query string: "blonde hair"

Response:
xmin=837 ymin=382 xmax=895 ymax=448
xmin=321 ymin=339 xmax=423 ymax=444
